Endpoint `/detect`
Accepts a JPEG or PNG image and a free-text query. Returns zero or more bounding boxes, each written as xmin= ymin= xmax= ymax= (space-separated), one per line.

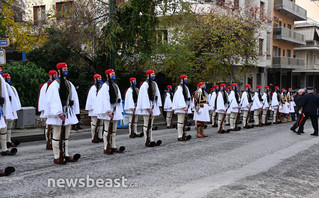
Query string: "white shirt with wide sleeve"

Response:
xmin=251 ymin=92 xmax=263 ymax=111
xmin=262 ymin=92 xmax=270 ymax=109
xmin=124 ymin=87 xmax=137 ymax=115
xmin=228 ymin=90 xmax=240 ymax=113
xmin=45 ymin=80 xmax=80 ymax=126
xmin=172 ymin=85 xmax=192 ymax=114
xmin=136 ymin=81 xmax=162 ymax=116
xmin=164 ymin=92 xmax=173 ymax=112
xmin=0 ymin=76 xmax=12 ymax=129
xmin=216 ymin=91 xmax=227 ymax=114
xmin=208 ymin=91 xmax=217 ymax=111
xmin=240 ymin=91 xmax=251 ymax=111
xmin=94 ymin=82 xmax=123 ymax=121
xmin=271 ymin=92 xmax=280 ymax=109
xmin=85 ymin=85 xmax=98 ymax=117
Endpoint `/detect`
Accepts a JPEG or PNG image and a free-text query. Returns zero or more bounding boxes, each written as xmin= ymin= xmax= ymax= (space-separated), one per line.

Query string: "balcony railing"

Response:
xmin=273 ymin=27 xmax=306 ymax=45
xmin=273 ymin=56 xmax=305 ymax=69
xmin=305 ymin=40 xmax=319 ymax=47
xmin=274 ymin=0 xmax=307 ymax=21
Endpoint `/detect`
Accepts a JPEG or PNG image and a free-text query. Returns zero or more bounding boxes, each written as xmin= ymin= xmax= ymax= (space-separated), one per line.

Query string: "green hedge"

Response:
xmin=3 ymin=62 xmax=47 ymax=107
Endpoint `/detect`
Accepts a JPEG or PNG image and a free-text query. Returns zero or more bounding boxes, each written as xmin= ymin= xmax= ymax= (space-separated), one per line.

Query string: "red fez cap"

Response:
xmin=281 ymin=88 xmax=286 ymax=92
xmin=146 ymin=70 xmax=154 ymax=75
xmin=274 ymin=86 xmax=279 ymax=89
xmin=256 ymin=85 xmax=261 ymax=88
xmin=210 ymin=88 xmax=215 ymax=91
xmin=220 ymin=83 xmax=226 ymax=87
xmin=2 ymin=73 xmax=9 ymax=78
xmin=226 ymin=86 xmax=232 ymax=90
xmin=93 ymin=74 xmax=101 ymax=79
xmin=56 ymin=62 xmax=68 ymax=69
xmin=105 ymin=69 xmax=115 ymax=75
xmin=245 ymin=84 xmax=251 ymax=88
xmin=48 ymin=70 xmax=57 ymax=75
xmin=264 ymin=86 xmax=269 ymax=89
xmin=288 ymin=88 xmax=292 ymax=91
xmin=232 ymin=83 xmax=237 ymax=86
xmin=167 ymin=85 xmax=172 ymax=89
xmin=0 ymin=67 xmax=2 ymax=70
xmin=197 ymin=82 xmax=204 ymax=87
xmin=180 ymin=74 xmax=187 ymax=79
xmin=129 ymin=77 xmax=136 ymax=82
xmin=214 ymin=85 xmax=219 ymax=88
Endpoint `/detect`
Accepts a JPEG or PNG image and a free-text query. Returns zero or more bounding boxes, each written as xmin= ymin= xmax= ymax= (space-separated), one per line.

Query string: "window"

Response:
xmin=287 ymin=24 xmax=292 ymax=30
xmin=56 ymin=1 xmax=73 ymax=21
xmin=260 ymin=1 xmax=265 ymax=19
xmin=287 ymin=49 xmax=291 ymax=57
xmin=284 ymin=23 xmax=286 ymax=28
xmin=278 ymin=48 xmax=281 ymax=56
xmin=283 ymin=49 xmax=285 ymax=57
xmin=259 ymin=39 xmax=263 ymax=56
xmin=217 ymin=0 xmax=225 ymax=6
xmin=33 ymin=6 xmax=46 ymax=25
xmin=156 ymin=30 xmax=168 ymax=44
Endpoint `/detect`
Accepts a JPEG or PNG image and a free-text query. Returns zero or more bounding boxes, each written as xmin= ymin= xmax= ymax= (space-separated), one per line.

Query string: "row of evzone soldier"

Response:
xmin=38 ymin=63 xmax=295 ymax=166
xmin=164 ymin=82 xmax=296 ymax=135
xmin=0 ymin=67 xmax=22 ymax=176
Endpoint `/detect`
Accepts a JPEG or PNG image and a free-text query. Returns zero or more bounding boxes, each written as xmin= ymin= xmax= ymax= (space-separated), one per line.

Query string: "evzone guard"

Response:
xmin=216 ymin=83 xmax=229 ymax=133
xmin=279 ymin=89 xmax=290 ymax=123
xmin=251 ymin=85 xmax=263 ymax=127
xmin=45 ymin=62 xmax=81 ymax=164
xmin=0 ymin=70 xmax=17 ymax=156
xmin=193 ymin=82 xmax=209 ymax=137
xmin=261 ymin=86 xmax=271 ymax=125
xmin=136 ymin=70 xmax=162 ymax=147
xmin=3 ymin=73 xmax=22 ymax=147
xmin=172 ymin=75 xmax=192 ymax=141
xmin=271 ymin=86 xmax=281 ymax=124
xmin=227 ymin=83 xmax=241 ymax=132
xmin=124 ymin=77 xmax=143 ymax=138
xmin=38 ymin=70 xmax=58 ymax=150
xmin=209 ymin=85 xmax=218 ymax=128
xmin=164 ymin=85 xmax=174 ymax=128
xmin=287 ymin=88 xmax=295 ymax=122
xmin=94 ymin=69 xmax=125 ymax=154
xmin=85 ymin=74 xmax=104 ymax=143
xmin=225 ymin=86 xmax=232 ymax=126
xmin=240 ymin=84 xmax=254 ymax=129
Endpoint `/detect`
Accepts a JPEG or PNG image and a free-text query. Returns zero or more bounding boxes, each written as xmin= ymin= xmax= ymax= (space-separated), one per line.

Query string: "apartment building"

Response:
xmin=268 ymin=0 xmax=307 ymax=89
xmin=295 ymin=0 xmax=319 ymax=21
xmin=293 ymin=20 xmax=319 ymax=90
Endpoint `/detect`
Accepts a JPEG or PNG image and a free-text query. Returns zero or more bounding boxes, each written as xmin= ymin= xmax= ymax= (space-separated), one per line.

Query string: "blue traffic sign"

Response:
xmin=0 ymin=39 xmax=10 ymax=48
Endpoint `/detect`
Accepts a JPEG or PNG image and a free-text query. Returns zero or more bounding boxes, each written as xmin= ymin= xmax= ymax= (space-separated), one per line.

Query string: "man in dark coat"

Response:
xmin=296 ymin=87 xmax=319 ymax=136
xmin=290 ymin=89 xmax=305 ymax=132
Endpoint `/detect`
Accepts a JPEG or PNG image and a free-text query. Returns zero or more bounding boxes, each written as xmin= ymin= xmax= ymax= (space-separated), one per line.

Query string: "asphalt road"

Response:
xmin=1 ymin=120 xmax=319 ymax=198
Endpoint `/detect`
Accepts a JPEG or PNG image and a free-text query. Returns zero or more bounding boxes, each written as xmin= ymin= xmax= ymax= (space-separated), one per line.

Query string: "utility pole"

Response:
xmin=109 ymin=0 xmax=116 ymax=69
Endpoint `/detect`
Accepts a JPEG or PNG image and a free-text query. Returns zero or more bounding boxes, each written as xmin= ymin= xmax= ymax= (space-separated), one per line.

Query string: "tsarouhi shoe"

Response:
xmin=0 ymin=167 xmax=15 ymax=176
xmin=115 ymin=146 xmax=125 ymax=153
xmin=65 ymin=154 xmax=81 ymax=162
xmin=7 ymin=140 xmax=20 ymax=148
xmin=1 ymin=148 xmax=17 ymax=156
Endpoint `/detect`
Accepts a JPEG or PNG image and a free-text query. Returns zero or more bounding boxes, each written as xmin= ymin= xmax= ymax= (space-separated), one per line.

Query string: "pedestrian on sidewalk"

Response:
xmin=296 ymin=87 xmax=319 ymax=136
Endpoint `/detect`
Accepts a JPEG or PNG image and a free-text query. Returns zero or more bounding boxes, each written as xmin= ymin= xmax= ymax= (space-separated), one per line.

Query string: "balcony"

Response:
xmin=273 ymin=27 xmax=306 ymax=45
xmin=273 ymin=56 xmax=305 ymax=69
xmin=294 ymin=40 xmax=319 ymax=51
xmin=274 ymin=0 xmax=307 ymax=21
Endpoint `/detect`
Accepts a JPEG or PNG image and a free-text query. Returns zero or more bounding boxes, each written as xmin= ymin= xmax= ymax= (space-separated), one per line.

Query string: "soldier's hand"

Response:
xmin=148 ymin=109 xmax=153 ymax=115
xmin=184 ymin=107 xmax=187 ymax=113
xmin=108 ymin=112 xmax=114 ymax=119
xmin=58 ymin=113 xmax=65 ymax=121
xmin=131 ymin=108 xmax=135 ymax=113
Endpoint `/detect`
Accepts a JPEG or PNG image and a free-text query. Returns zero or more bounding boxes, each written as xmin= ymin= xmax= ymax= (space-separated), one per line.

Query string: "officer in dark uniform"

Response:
xmin=296 ymin=87 xmax=319 ymax=136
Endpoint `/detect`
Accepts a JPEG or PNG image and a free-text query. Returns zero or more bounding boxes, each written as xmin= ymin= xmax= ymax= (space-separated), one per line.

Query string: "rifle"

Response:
xmin=129 ymin=111 xmax=135 ymax=138
xmin=259 ymin=105 xmax=264 ymax=127
xmin=234 ymin=108 xmax=241 ymax=131
xmin=145 ymin=96 xmax=157 ymax=147
xmin=169 ymin=110 xmax=174 ymax=128
xmin=92 ymin=119 xmax=100 ymax=143
xmin=106 ymin=106 xmax=116 ymax=154
xmin=46 ymin=125 xmax=52 ymax=150
xmin=182 ymin=103 xmax=190 ymax=140
xmin=58 ymin=106 xmax=67 ymax=164
xmin=218 ymin=104 xmax=230 ymax=133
